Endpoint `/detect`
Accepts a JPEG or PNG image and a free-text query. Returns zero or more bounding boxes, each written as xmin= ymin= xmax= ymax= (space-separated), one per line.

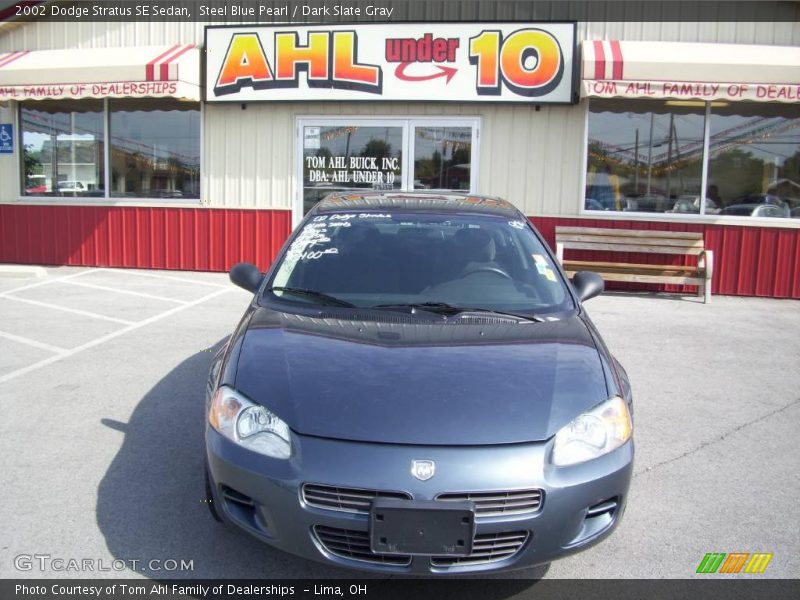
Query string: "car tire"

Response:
xmin=204 ymin=466 xmax=223 ymax=522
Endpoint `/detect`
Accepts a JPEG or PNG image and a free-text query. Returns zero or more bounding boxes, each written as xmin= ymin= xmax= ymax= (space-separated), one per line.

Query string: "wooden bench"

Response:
xmin=555 ymin=227 xmax=714 ymax=303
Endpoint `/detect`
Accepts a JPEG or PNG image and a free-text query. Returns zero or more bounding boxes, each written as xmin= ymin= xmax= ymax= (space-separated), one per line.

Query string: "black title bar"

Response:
xmin=4 ymin=579 xmax=800 ymax=600
xmin=2 ymin=1 xmax=799 ymax=23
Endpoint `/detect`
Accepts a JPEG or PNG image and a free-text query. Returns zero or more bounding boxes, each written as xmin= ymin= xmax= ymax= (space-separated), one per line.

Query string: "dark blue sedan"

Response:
xmin=204 ymin=192 xmax=633 ymax=575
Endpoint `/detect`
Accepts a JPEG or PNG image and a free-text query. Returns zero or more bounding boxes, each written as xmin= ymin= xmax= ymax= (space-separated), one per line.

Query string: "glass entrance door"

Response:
xmin=301 ymin=123 xmax=404 ymax=215
xmin=411 ymin=124 xmax=475 ymax=192
xmin=297 ymin=117 xmax=479 ymax=222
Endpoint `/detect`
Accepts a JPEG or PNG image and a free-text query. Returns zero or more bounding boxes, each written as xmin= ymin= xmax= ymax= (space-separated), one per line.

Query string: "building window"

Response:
xmin=20 ymin=100 xmax=105 ymax=197
xmin=585 ymin=99 xmax=800 ymax=219
xmin=586 ymin=99 xmax=705 ymax=214
xmin=109 ymin=99 xmax=200 ymax=199
xmin=708 ymin=103 xmax=800 ymax=219
xmin=20 ymin=99 xmax=200 ymax=201
xmin=298 ymin=118 xmax=479 ymax=218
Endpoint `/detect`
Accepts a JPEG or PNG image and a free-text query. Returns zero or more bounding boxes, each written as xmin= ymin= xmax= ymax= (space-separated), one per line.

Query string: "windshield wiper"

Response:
xmin=368 ymin=302 xmax=453 ymax=318
xmin=372 ymin=302 xmax=453 ymax=311
xmin=453 ymin=307 xmax=546 ymax=323
xmin=370 ymin=302 xmax=545 ymax=322
xmin=267 ymin=287 xmax=356 ymax=308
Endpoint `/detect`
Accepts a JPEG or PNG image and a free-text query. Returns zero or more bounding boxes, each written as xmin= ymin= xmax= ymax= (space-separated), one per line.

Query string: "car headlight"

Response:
xmin=551 ymin=396 xmax=632 ymax=467
xmin=208 ymin=386 xmax=292 ymax=459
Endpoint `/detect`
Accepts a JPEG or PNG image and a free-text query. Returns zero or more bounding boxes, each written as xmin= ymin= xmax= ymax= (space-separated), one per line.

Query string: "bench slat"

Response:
xmin=558 ymin=241 xmax=703 ymax=255
xmin=562 ymin=270 xmax=705 ymax=285
xmin=564 ymin=260 xmax=696 ymax=270
xmin=563 ymin=260 xmax=702 ymax=276
xmin=557 ymin=234 xmax=704 ymax=248
xmin=565 ymin=268 xmax=702 ymax=278
xmin=555 ymin=227 xmax=702 ymax=240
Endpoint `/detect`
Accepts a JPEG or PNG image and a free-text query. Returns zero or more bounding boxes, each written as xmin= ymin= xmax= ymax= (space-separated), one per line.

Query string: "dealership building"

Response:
xmin=0 ymin=1 xmax=799 ymax=298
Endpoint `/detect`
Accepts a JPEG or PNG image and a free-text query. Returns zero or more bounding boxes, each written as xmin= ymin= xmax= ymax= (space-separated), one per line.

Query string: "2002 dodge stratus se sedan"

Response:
xmin=204 ymin=192 xmax=633 ymax=575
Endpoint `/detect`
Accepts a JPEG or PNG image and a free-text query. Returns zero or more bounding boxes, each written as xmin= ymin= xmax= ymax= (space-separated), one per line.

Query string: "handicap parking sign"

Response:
xmin=0 ymin=124 xmax=12 ymax=154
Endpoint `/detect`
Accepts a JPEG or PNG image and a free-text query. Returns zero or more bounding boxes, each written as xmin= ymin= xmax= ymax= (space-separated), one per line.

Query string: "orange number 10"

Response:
xmin=469 ymin=29 xmax=563 ymax=97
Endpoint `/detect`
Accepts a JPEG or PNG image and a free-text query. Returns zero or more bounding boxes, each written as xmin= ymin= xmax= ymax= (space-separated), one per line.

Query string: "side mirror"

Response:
xmin=572 ymin=271 xmax=604 ymax=302
xmin=230 ymin=262 xmax=264 ymax=293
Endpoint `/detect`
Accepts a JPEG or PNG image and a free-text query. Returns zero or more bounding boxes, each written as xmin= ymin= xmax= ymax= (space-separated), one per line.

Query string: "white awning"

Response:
xmin=0 ymin=44 xmax=200 ymax=101
xmin=582 ymin=41 xmax=800 ymax=103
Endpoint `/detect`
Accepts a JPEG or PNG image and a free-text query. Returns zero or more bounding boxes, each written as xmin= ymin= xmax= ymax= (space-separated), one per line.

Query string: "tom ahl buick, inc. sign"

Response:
xmin=204 ymin=23 xmax=576 ymax=104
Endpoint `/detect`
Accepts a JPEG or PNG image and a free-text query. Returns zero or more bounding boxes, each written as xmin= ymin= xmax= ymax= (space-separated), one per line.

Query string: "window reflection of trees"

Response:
xmin=20 ymin=102 xmax=105 ymax=196
xmin=414 ymin=127 xmax=471 ymax=191
xmin=302 ymin=126 xmax=404 ymax=214
xmin=586 ymin=99 xmax=800 ymax=218
xmin=109 ymin=100 xmax=200 ymax=199
xmin=20 ymin=99 xmax=200 ymax=199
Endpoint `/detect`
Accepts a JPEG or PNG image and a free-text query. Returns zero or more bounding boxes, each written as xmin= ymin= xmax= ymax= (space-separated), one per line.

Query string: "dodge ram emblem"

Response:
xmin=411 ymin=459 xmax=435 ymax=481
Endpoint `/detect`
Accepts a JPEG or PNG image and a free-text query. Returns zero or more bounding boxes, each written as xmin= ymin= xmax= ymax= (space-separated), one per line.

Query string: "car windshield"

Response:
xmin=264 ymin=212 xmax=574 ymax=315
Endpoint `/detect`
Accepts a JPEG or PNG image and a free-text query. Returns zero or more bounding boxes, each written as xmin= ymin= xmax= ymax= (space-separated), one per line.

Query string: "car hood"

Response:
xmin=234 ymin=309 xmax=609 ymax=445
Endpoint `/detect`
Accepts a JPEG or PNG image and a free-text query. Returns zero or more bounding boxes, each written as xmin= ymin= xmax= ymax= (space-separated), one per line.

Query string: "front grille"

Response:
xmin=313 ymin=526 xmax=411 ymax=566
xmin=431 ymin=531 xmax=530 ymax=567
xmin=302 ymin=484 xmax=411 ymax=514
xmin=304 ymin=484 xmax=543 ymax=517
xmin=313 ymin=526 xmax=529 ymax=569
xmin=437 ymin=489 xmax=543 ymax=517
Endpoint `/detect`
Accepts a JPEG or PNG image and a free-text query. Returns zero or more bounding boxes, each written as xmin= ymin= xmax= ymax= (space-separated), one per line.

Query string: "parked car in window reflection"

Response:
xmin=719 ymin=194 xmax=790 ymax=218
xmin=157 ymin=190 xmax=184 ymax=199
xmin=669 ymin=195 xmax=721 ymax=214
xmin=57 ymin=180 xmax=86 ymax=194
xmin=620 ymin=193 xmax=670 ymax=213
xmin=585 ymin=194 xmax=667 ymax=212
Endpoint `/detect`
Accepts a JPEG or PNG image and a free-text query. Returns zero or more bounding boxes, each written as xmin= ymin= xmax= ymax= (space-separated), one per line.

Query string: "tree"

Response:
xmin=23 ymin=144 xmax=41 ymax=179
xmin=782 ymin=149 xmax=800 ymax=181
xmin=708 ymin=148 xmax=764 ymax=204
xmin=314 ymin=147 xmax=332 ymax=161
xmin=360 ymin=139 xmax=393 ymax=161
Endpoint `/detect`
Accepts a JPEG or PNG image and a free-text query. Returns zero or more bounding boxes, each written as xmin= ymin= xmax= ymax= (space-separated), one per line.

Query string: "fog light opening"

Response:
xmin=219 ymin=485 xmax=272 ymax=535
xmin=221 ymin=485 xmax=255 ymax=508
xmin=586 ymin=497 xmax=618 ymax=519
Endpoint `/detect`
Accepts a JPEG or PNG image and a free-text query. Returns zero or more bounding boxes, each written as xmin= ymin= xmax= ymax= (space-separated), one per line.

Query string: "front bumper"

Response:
xmin=206 ymin=427 xmax=633 ymax=574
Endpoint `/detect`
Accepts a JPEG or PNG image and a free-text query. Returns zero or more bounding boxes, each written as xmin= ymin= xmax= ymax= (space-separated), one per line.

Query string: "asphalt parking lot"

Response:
xmin=0 ymin=266 xmax=798 ymax=580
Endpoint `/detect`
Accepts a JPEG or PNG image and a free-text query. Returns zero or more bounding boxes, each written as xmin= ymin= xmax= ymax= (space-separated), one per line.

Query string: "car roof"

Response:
xmin=311 ymin=191 xmax=522 ymax=218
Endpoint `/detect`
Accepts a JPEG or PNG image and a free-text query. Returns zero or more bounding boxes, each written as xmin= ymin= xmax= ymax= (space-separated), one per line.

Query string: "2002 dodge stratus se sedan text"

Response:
xmin=204 ymin=192 xmax=633 ymax=574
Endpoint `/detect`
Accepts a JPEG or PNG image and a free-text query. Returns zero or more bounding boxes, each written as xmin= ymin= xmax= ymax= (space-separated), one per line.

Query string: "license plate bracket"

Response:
xmin=370 ymin=498 xmax=475 ymax=556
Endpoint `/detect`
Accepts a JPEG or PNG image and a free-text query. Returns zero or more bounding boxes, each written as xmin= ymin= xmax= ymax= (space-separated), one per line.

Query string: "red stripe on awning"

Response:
xmin=593 ymin=40 xmax=606 ymax=79
xmin=0 ymin=51 xmax=28 ymax=69
xmin=609 ymin=40 xmax=624 ymax=79
xmin=159 ymin=44 xmax=194 ymax=81
xmin=146 ymin=44 xmax=180 ymax=81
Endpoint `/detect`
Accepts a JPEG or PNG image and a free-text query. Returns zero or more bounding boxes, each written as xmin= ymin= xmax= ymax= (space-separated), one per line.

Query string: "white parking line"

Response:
xmin=63 ymin=279 xmax=190 ymax=305
xmin=0 ymin=330 xmax=68 ymax=354
xmin=0 ymin=287 xmax=230 ymax=384
xmin=0 ymin=295 xmax=135 ymax=325
xmin=93 ymin=267 xmax=230 ymax=289
xmin=0 ymin=269 xmax=94 ymax=296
